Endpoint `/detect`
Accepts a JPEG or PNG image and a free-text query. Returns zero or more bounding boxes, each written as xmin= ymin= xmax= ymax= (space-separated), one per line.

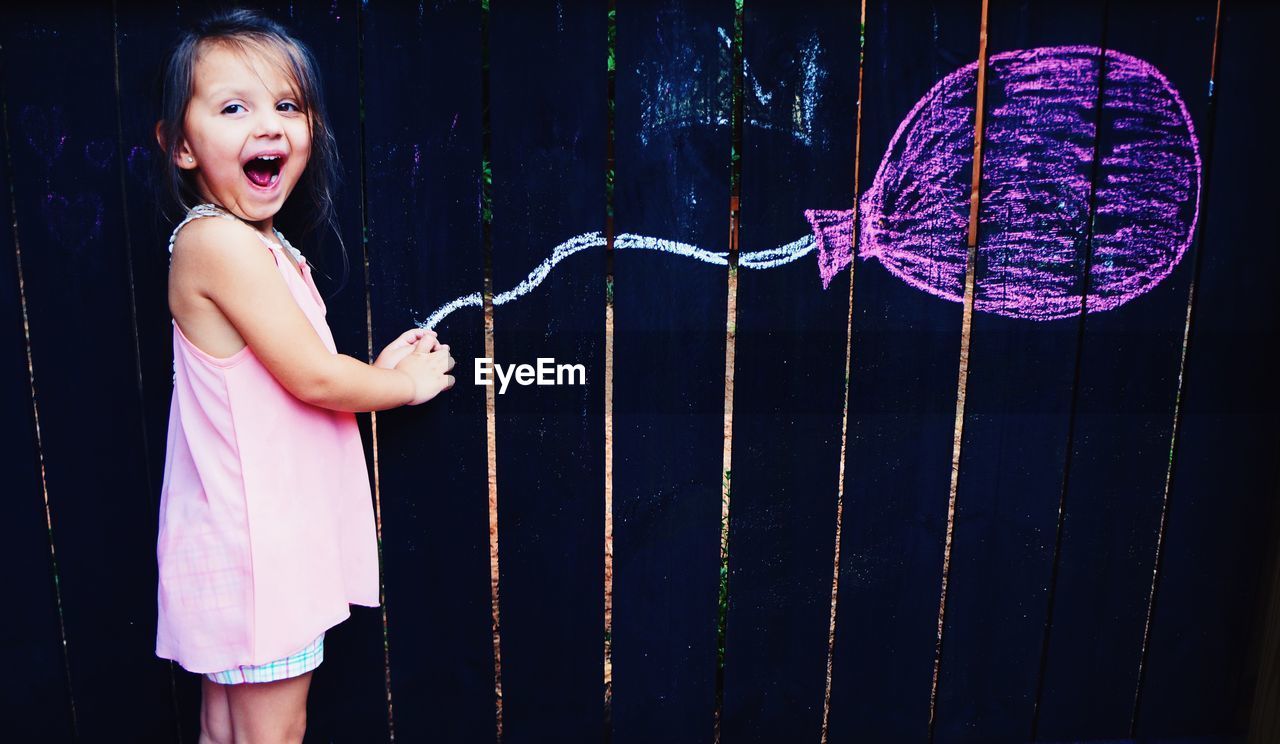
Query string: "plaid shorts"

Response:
xmin=205 ymin=632 xmax=325 ymax=685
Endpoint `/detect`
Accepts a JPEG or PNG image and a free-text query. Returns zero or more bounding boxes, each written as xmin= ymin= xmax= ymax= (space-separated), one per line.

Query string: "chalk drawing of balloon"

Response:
xmin=811 ymin=44 xmax=1201 ymax=321
xmin=416 ymin=45 xmax=1200 ymax=330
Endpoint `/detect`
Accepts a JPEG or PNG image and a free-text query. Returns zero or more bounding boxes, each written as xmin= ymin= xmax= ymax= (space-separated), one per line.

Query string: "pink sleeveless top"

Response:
xmin=155 ymin=204 xmax=379 ymax=673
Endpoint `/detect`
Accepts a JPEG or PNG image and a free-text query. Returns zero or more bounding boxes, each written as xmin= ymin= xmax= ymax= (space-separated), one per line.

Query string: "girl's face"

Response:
xmin=174 ymin=41 xmax=311 ymax=226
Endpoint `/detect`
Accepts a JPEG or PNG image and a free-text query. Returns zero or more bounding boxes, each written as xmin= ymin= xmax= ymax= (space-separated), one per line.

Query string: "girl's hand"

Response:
xmin=395 ymin=337 xmax=456 ymax=405
xmin=374 ymin=327 xmax=438 ymax=370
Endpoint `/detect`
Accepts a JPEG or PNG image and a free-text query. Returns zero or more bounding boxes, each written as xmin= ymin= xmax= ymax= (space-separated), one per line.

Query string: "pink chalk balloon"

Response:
xmin=806 ymin=45 xmax=1201 ymax=321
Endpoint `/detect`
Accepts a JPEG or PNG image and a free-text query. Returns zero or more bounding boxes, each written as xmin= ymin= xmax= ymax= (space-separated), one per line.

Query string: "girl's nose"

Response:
xmin=253 ymin=111 xmax=285 ymax=137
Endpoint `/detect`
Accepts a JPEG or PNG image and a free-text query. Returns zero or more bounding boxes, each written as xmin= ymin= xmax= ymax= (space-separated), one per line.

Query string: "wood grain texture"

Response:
xmin=363 ymin=1 xmax=496 ymax=741
xmin=825 ymin=1 xmax=980 ymax=739
xmin=933 ymin=2 xmax=1106 ymax=742
xmin=1137 ymin=0 xmax=1280 ymax=737
xmin=488 ymin=3 xmax=608 ymax=741
xmin=611 ymin=2 xmax=733 ymax=741
xmin=0 ymin=3 xmax=174 ymax=738
xmin=1033 ymin=1 xmax=1217 ymax=738
xmin=720 ymin=2 xmax=856 ymax=740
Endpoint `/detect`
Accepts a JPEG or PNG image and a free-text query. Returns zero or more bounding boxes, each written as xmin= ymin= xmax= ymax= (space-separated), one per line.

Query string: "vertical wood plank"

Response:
xmin=719 ymin=1 xmax=856 ymax=739
xmin=114 ymin=0 xmax=180 ymax=571
xmin=1136 ymin=0 xmax=1280 ymax=736
xmin=825 ymin=0 xmax=981 ymax=738
xmin=112 ymin=1 xmax=190 ymax=736
xmin=362 ymin=0 xmax=497 ymax=741
xmin=611 ymin=1 xmax=733 ymax=740
xmin=0 ymin=35 xmax=75 ymax=742
xmin=488 ymin=2 xmax=608 ymax=739
xmin=0 ymin=4 xmax=175 ymax=738
xmin=1249 ymin=499 xmax=1280 ymax=742
xmin=932 ymin=2 xmax=1107 ymax=741
xmin=1035 ymin=0 xmax=1217 ymax=738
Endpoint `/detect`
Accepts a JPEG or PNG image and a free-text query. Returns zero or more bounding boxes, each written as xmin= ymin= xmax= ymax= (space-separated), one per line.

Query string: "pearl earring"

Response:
xmin=186 ymin=156 xmax=193 ymax=163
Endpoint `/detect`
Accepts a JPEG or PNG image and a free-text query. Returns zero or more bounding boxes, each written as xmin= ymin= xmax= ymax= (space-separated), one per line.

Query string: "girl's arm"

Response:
xmin=171 ymin=216 xmax=416 ymax=413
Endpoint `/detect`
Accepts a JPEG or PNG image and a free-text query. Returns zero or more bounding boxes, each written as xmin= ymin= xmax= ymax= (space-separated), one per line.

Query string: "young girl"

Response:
xmin=152 ymin=9 xmax=454 ymax=742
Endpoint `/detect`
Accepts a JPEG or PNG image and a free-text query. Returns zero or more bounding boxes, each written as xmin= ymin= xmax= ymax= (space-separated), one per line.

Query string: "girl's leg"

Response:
xmin=225 ymin=670 xmax=313 ymax=744
xmin=200 ymin=676 xmax=234 ymax=744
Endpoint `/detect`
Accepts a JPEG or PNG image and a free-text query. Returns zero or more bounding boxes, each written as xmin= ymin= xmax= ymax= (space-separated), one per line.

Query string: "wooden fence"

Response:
xmin=2 ymin=1 xmax=1277 ymax=742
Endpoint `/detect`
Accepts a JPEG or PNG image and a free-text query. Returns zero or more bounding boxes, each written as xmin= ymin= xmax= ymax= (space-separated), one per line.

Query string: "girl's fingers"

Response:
xmin=397 ymin=328 xmax=436 ymax=346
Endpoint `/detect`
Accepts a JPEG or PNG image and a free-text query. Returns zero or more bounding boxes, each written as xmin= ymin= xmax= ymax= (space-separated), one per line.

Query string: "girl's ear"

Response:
xmin=156 ymin=121 xmax=197 ymax=170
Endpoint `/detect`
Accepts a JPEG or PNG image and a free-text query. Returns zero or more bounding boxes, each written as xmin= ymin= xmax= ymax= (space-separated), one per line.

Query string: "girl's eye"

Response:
xmin=277 ymin=101 xmax=301 ymax=112
xmin=221 ymin=103 xmax=245 ymax=115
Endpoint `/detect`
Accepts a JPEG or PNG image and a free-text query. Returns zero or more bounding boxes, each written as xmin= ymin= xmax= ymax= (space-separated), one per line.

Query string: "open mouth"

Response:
xmin=243 ymin=154 xmax=284 ymax=189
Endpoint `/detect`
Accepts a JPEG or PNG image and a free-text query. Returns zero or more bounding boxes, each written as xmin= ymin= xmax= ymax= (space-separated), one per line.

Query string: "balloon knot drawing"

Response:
xmin=421 ymin=45 xmax=1200 ymax=330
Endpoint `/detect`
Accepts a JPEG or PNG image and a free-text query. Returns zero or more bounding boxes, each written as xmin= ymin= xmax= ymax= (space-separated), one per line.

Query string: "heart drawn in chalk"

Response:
xmin=20 ymin=106 xmax=68 ymax=168
xmin=42 ymin=193 xmax=103 ymax=256
xmin=83 ymin=139 xmax=115 ymax=170
xmin=127 ymin=146 xmax=153 ymax=184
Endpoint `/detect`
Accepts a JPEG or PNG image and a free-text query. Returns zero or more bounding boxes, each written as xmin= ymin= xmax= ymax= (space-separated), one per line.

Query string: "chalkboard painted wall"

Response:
xmin=2 ymin=1 xmax=1277 ymax=742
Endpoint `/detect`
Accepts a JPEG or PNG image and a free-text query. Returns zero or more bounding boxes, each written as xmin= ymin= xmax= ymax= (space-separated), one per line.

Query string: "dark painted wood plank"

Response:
xmin=1248 ymin=521 xmax=1280 ymax=740
xmin=1036 ymin=0 xmax=1217 ymax=738
xmin=489 ymin=3 xmax=608 ymax=740
xmin=114 ymin=0 xmax=180 ymax=536
xmin=0 ymin=4 xmax=174 ymax=739
xmin=825 ymin=0 xmax=981 ymax=739
xmin=611 ymin=1 xmax=733 ymax=741
xmin=112 ymin=4 xmax=194 ymax=738
xmin=719 ymin=2 xmax=855 ymax=739
xmin=362 ymin=0 xmax=496 ymax=741
xmin=0 ymin=36 xmax=75 ymax=742
xmin=1136 ymin=0 xmax=1280 ymax=736
xmin=933 ymin=2 xmax=1107 ymax=741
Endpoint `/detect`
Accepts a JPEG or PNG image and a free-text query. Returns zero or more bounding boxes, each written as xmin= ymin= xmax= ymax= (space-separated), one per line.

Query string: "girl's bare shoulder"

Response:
xmin=169 ymin=216 xmax=275 ymax=296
